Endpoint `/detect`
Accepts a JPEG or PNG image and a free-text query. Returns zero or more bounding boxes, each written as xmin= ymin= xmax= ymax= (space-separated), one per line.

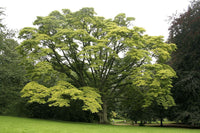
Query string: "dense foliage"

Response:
xmin=0 ymin=8 xmax=26 ymax=115
xmin=17 ymin=8 xmax=176 ymax=123
xmin=168 ymin=0 xmax=200 ymax=125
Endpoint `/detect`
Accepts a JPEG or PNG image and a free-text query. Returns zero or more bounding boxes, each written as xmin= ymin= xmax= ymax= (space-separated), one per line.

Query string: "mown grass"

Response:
xmin=0 ymin=116 xmax=199 ymax=133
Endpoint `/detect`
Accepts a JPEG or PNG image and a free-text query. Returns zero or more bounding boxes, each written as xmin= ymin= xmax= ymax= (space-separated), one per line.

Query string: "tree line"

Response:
xmin=0 ymin=0 xmax=199 ymax=126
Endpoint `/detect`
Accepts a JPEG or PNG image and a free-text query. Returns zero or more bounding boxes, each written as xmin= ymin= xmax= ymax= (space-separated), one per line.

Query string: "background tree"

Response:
xmin=168 ymin=0 xmax=200 ymax=125
xmin=18 ymin=8 xmax=176 ymax=123
xmin=121 ymin=85 xmax=149 ymax=125
xmin=0 ymin=8 xmax=26 ymax=115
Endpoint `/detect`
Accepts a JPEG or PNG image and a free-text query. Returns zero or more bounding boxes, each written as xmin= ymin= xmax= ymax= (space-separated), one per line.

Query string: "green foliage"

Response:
xmin=21 ymin=81 xmax=102 ymax=113
xmin=21 ymin=82 xmax=49 ymax=104
xmin=79 ymin=87 xmax=102 ymax=113
xmin=122 ymin=63 xmax=176 ymax=123
xmin=168 ymin=0 xmax=200 ymax=125
xmin=30 ymin=61 xmax=66 ymax=87
xmin=132 ymin=64 xmax=176 ymax=109
xmin=121 ymin=85 xmax=147 ymax=122
xmin=17 ymin=7 xmax=176 ymax=122
xmin=0 ymin=9 xmax=27 ymax=115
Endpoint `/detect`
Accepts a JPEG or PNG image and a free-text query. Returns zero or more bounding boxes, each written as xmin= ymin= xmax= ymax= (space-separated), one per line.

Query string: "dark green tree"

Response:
xmin=18 ymin=8 xmax=176 ymax=123
xmin=0 ymin=8 xmax=26 ymax=115
xmin=121 ymin=85 xmax=148 ymax=124
xmin=168 ymin=0 xmax=200 ymax=125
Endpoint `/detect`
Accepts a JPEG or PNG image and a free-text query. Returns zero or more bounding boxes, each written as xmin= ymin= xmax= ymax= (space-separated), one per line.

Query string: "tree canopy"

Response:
xmin=18 ymin=7 xmax=176 ymax=123
xmin=0 ymin=8 xmax=26 ymax=115
xmin=168 ymin=0 xmax=200 ymax=125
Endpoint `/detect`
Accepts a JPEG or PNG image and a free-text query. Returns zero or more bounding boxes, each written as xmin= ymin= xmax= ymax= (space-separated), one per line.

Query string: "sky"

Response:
xmin=1 ymin=0 xmax=191 ymax=40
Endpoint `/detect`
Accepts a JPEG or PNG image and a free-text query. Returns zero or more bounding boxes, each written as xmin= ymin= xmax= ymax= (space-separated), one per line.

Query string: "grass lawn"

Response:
xmin=0 ymin=116 xmax=199 ymax=133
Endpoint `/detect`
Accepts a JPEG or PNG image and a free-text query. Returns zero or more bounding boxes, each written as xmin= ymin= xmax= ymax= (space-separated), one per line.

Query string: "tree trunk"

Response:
xmin=139 ymin=121 xmax=144 ymax=126
xmin=160 ymin=118 xmax=163 ymax=127
xmin=99 ymin=100 xmax=109 ymax=124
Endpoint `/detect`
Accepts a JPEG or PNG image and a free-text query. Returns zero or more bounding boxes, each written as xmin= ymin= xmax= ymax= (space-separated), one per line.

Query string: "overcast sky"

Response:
xmin=1 ymin=0 xmax=191 ymax=40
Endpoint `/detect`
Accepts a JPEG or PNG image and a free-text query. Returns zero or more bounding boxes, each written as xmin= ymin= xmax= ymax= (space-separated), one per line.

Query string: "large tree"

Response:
xmin=168 ymin=0 xmax=200 ymax=125
xmin=18 ymin=8 xmax=176 ymax=123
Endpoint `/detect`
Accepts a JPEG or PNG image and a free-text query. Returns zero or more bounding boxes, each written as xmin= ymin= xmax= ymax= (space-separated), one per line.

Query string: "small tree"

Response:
xmin=122 ymin=64 xmax=176 ymax=125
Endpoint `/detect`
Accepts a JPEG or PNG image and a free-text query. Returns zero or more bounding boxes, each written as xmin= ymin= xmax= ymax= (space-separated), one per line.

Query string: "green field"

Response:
xmin=0 ymin=116 xmax=199 ymax=133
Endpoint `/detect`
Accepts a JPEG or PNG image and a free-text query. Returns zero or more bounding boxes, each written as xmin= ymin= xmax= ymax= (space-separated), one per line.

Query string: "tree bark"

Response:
xmin=99 ymin=100 xmax=109 ymax=124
